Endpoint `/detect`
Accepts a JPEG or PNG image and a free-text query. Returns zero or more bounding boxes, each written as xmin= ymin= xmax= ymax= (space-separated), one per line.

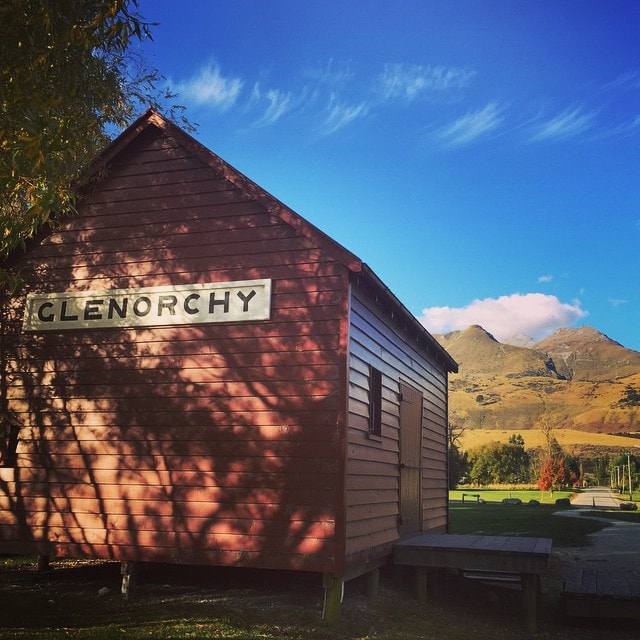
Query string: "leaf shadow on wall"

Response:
xmin=0 ymin=278 xmax=343 ymax=575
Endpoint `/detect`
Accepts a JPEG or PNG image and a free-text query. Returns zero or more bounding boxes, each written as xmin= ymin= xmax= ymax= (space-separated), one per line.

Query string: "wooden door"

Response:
xmin=399 ymin=382 xmax=423 ymax=536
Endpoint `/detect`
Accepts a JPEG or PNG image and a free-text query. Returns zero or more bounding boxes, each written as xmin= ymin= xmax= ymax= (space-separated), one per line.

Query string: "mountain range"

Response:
xmin=434 ymin=325 xmax=640 ymax=436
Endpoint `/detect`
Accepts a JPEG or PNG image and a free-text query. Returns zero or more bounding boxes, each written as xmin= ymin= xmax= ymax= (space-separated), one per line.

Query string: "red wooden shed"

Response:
xmin=0 ymin=110 xmax=457 ymax=614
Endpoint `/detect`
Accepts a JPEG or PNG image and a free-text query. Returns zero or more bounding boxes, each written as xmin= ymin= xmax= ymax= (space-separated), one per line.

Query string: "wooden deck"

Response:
xmin=563 ymin=566 xmax=640 ymax=619
xmin=393 ymin=534 xmax=552 ymax=632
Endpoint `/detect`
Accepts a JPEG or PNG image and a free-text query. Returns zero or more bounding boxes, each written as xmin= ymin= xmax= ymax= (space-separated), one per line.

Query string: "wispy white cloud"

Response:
xmin=528 ymin=106 xmax=596 ymax=142
xmin=173 ymin=62 xmax=243 ymax=110
xmin=303 ymin=58 xmax=357 ymax=90
xmin=567 ymin=75 xmax=640 ymax=141
xmin=419 ymin=293 xmax=587 ymax=342
xmin=608 ymin=298 xmax=627 ymax=308
xmin=538 ymin=274 xmax=553 ymax=283
xmin=169 ymin=58 xmax=640 ymax=148
xmin=603 ymin=70 xmax=640 ymax=93
xmin=249 ymin=84 xmax=294 ymax=126
xmin=436 ymin=102 xmax=504 ymax=147
xmin=378 ymin=63 xmax=475 ymax=102
xmin=589 ymin=111 xmax=640 ymax=141
xmin=321 ymin=94 xmax=370 ymax=135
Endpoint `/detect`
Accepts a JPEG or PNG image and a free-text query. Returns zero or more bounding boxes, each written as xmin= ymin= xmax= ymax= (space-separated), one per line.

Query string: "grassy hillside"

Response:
xmin=436 ymin=325 xmax=640 ymax=439
xmin=449 ymin=371 xmax=640 ymax=434
xmin=458 ymin=427 xmax=640 ymax=453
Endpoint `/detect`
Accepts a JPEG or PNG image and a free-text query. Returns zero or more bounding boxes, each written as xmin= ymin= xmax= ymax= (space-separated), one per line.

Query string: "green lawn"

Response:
xmin=449 ymin=502 xmax=607 ymax=546
xmin=449 ymin=487 xmax=573 ymax=504
xmin=448 ymin=487 xmax=640 ymax=546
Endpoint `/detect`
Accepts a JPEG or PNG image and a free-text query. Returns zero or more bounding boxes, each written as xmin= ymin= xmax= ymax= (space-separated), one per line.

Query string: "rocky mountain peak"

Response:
xmin=503 ymin=333 xmax=535 ymax=349
xmin=436 ymin=323 xmax=640 ymax=436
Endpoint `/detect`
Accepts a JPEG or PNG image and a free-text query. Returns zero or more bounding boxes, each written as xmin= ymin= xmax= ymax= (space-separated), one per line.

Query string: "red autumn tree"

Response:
xmin=537 ymin=456 xmax=567 ymax=495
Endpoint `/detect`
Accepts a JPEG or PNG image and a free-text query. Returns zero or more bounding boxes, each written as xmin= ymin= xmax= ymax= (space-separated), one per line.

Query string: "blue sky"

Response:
xmin=135 ymin=0 xmax=640 ymax=351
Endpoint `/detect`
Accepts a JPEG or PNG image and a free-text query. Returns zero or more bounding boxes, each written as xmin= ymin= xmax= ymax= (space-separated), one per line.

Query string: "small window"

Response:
xmin=0 ymin=421 xmax=19 ymax=467
xmin=368 ymin=366 xmax=383 ymax=437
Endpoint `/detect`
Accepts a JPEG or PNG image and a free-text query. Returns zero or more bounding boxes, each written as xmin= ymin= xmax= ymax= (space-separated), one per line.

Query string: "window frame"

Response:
xmin=368 ymin=365 xmax=383 ymax=439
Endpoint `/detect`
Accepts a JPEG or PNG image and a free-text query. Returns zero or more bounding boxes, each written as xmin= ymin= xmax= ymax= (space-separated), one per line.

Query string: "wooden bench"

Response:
xmin=462 ymin=493 xmax=481 ymax=503
xmin=394 ymin=533 xmax=552 ymax=633
xmin=563 ymin=566 xmax=640 ymax=619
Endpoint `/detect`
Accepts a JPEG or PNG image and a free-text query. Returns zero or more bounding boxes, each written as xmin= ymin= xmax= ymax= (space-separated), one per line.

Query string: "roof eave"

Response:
xmin=357 ymin=264 xmax=458 ymax=374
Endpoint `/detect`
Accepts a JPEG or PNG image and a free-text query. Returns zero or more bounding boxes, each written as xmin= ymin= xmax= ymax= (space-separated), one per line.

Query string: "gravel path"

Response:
xmin=552 ymin=487 xmax=640 ymax=573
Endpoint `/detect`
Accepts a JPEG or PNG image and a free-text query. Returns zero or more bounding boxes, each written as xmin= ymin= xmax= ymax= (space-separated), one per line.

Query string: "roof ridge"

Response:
xmin=90 ymin=109 xmax=363 ymax=273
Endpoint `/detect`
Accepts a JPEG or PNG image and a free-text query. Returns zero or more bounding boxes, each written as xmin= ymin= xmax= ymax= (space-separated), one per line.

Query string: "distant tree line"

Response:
xmin=590 ymin=452 xmax=640 ymax=493
xmin=449 ymin=425 xmax=639 ymax=493
xmin=466 ymin=434 xmax=531 ymax=485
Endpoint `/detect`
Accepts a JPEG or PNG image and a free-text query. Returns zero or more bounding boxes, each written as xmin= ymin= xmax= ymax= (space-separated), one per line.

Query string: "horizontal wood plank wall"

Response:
xmin=345 ymin=284 xmax=448 ymax=570
xmin=0 ymin=126 xmax=346 ymax=573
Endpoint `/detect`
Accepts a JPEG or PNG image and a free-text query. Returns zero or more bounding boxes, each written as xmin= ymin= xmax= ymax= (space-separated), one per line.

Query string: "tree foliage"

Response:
xmin=467 ymin=435 xmax=530 ymax=485
xmin=447 ymin=423 xmax=468 ymax=489
xmin=593 ymin=454 xmax=611 ymax=486
xmin=610 ymin=452 xmax=639 ymax=493
xmin=532 ymin=406 xmax=580 ymax=492
xmin=537 ymin=457 xmax=566 ymax=493
xmin=536 ymin=446 xmax=579 ymax=493
xmin=0 ymin=0 xmax=187 ymax=288
xmin=619 ymin=384 xmax=640 ymax=407
xmin=508 ymin=433 xmax=525 ymax=448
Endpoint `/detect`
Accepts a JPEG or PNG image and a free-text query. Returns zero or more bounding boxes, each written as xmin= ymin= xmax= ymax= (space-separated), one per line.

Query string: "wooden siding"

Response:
xmin=0 ymin=123 xmax=348 ymax=574
xmin=345 ymin=283 xmax=449 ymax=571
xmin=398 ymin=382 xmax=423 ymax=536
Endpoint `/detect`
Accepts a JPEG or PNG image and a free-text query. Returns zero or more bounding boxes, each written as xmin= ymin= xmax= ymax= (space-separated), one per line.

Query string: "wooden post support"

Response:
xmin=36 ymin=555 xmax=50 ymax=572
xmin=521 ymin=573 xmax=539 ymax=633
xmin=365 ymin=568 xmax=380 ymax=600
xmin=121 ymin=561 xmax=139 ymax=601
xmin=415 ymin=566 xmax=428 ymax=604
xmin=322 ymin=574 xmax=344 ymax=624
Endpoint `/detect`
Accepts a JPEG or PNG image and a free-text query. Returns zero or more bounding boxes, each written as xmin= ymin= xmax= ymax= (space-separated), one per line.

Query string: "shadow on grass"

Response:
xmin=1 ymin=557 xmax=639 ymax=640
xmin=0 ymin=559 xmax=325 ymax=639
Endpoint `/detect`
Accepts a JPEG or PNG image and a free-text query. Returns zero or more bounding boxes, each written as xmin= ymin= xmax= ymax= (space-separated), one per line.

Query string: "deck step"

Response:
xmin=563 ymin=567 xmax=640 ymax=619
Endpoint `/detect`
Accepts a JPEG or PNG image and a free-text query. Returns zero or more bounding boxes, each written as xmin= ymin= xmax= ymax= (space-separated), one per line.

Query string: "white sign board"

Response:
xmin=23 ymin=279 xmax=272 ymax=332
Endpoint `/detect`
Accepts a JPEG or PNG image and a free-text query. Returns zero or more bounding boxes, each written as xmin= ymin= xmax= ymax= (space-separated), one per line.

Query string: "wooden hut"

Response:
xmin=0 ymin=110 xmax=457 ymax=615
